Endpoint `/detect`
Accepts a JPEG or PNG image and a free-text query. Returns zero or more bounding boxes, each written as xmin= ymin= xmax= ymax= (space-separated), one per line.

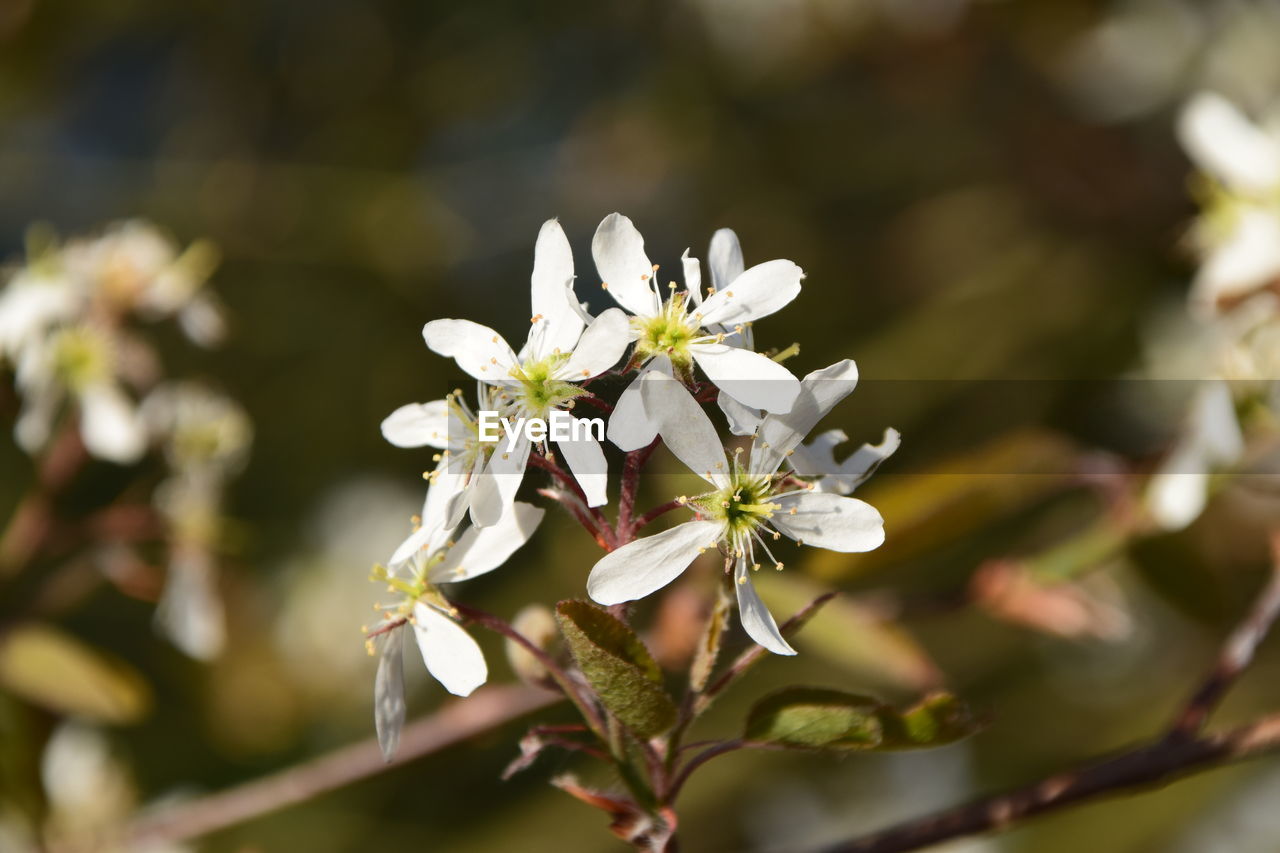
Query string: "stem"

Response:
xmin=527 ymin=452 xmax=613 ymax=547
xmin=615 ymin=439 xmax=660 ymax=546
xmin=0 ymin=422 xmax=88 ymax=577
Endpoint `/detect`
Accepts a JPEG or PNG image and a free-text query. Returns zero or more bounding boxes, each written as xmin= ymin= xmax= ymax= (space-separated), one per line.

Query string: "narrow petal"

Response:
xmin=695 ymin=259 xmax=802 ymax=327
xmin=374 ymin=628 xmax=406 ymax=762
xmin=690 ymin=344 xmax=800 ymax=414
xmin=559 ymin=308 xmax=630 ymax=380
xmin=751 ymin=359 xmax=859 ymax=476
xmin=530 ymin=219 xmax=584 ymax=359
xmin=1178 ymin=92 xmax=1280 ymax=195
xmin=431 ymin=501 xmax=545 ymax=582
xmin=1147 ymin=464 xmax=1210 ymax=531
xmin=771 ymin=491 xmax=885 ymax=552
xmin=423 ymin=456 xmax=468 ymax=545
xmin=587 ymin=520 xmax=721 ymax=605
xmin=640 ymin=371 xmax=730 ymax=488
xmin=708 ymin=228 xmax=744 ymax=292
xmin=155 ymin=548 xmax=225 ymax=660
xmin=607 ymin=368 xmax=659 ymax=452
xmin=79 ymin=383 xmax=147 ymax=464
xmin=682 ymin=249 xmax=704 ymax=307
xmin=718 ymin=391 xmax=762 ymax=437
xmin=1193 ymin=380 xmax=1244 ymax=466
xmin=592 ymin=213 xmax=660 ymax=317
xmin=790 ymin=427 xmax=902 ymax=495
xmin=556 ymin=433 xmax=609 ymax=507
xmin=381 ymin=400 xmax=451 ymax=448
xmin=389 ymin=520 xmax=435 ymax=568
xmin=469 ymin=433 xmax=531 ymax=527
xmin=423 ymin=319 xmax=518 ymax=382
xmin=735 ymin=559 xmax=795 ymax=655
xmin=412 ymin=602 xmax=487 ymax=696
xmin=788 ymin=429 xmax=848 ymax=478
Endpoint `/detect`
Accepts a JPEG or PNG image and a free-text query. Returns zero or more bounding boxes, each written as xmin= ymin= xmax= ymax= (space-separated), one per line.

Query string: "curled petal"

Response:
xmin=640 ymin=371 xmax=730 ymax=488
xmin=735 ymin=560 xmax=795 ymax=655
xmin=707 ymin=228 xmax=744 ymax=292
xmin=751 ymin=359 xmax=859 ymax=477
xmin=695 ymin=259 xmax=802 ymax=328
xmin=559 ymin=308 xmax=630 ymax=379
xmin=690 ymin=343 xmax=800 ymax=414
xmin=374 ymin=628 xmax=406 ymax=762
xmin=529 ymin=219 xmax=583 ymax=360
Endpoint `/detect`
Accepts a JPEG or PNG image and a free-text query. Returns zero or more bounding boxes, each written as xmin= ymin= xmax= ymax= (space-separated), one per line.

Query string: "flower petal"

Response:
xmin=587 ymin=520 xmax=722 ymax=605
xmin=530 ymin=219 xmax=584 ymax=359
xmin=559 ymin=308 xmax=630 ymax=379
xmin=735 ymin=560 xmax=795 ymax=655
xmin=695 ymin=259 xmax=802 ymax=328
xmin=1178 ymin=92 xmax=1280 ymax=195
xmin=708 ymin=228 xmax=744 ymax=292
xmin=771 ymin=491 xmax=885 ymax=552
xmin=718 ymin=391 xmax=762 ymax=437
xmin=682 ymin=249 xmax=704 ymax=307
xmin=608 ymin=368 xmax=659 ymax=452
xmin=1191 ymin=206 xmax=1280 ymax=310
xmin=469 ymin=432 xmax=530 ymax=527
xmin=412 ymin=602 xmax=487 ymax=696
xmin=79 ymin=383 xmax=147 ymax=464
xmin=790 ymin=427 xmax=901 ymax=495
xmin=432 ymin=501 xmax=544 ymax=582
xmin=374 ymin=628 xmax=406 ymax=762
xmin=592 ymin=213 xmax=660 ymax=317
xmin=751 ymin=359 xmax=859 ymax=476
xmin=556 ymin=433 xmax=609 ymax=507
xmin=155 ymin=548 xmax=225 ymax=660
xmin=381 ymin=400 xmax=451 ymax=448
xmin=690 ymin=343 xmax=800 ymax=414
xmin=423 ymin=319 xmax=518 ymax=382
xmin=640 ymin=371 xmax=730 ymax=488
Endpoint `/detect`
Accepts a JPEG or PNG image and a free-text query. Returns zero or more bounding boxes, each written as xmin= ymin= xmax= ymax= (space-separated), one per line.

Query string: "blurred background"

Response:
xmin=4 ymin=0 xmax=1280 ymax=850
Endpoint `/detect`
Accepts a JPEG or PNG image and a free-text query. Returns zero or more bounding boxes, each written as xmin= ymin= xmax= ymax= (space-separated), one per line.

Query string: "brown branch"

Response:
xmin=823 ymin=713 xmax=1280 ymax=853
xmin=115 ymin=684 xmax=556 ymax=851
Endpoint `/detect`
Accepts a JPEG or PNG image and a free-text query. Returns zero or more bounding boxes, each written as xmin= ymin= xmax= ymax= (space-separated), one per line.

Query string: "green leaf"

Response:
xmin=744 ymin=687 xmax=976 ymax=751
xmin=556 ymin=601 xmax=676 ymax=737
xmin=689 ymin=585 xmax=731 ymax=693
xmin=0 ymin=624 xmax=151 ymax=724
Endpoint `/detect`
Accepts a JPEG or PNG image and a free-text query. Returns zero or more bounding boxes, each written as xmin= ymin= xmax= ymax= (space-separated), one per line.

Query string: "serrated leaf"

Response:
xmin=556 ymin=600 xmax=676 ymax=737
xmin=690 ymin=585 xmax=731 ymax=693
xmin=0 ymin=624 xmax=151 ymax=724
xmin=744 ymin=687 xmax=976 ymax=752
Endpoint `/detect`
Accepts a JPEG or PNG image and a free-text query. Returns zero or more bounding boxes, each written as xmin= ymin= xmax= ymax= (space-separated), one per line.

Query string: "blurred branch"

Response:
xmin=0 ymin=422 xmax=87 ymax=577
xmin=825 ymin=533 xmax=1280 ymax=853
xmin=116 ymin=684 xmax=557 ymax=850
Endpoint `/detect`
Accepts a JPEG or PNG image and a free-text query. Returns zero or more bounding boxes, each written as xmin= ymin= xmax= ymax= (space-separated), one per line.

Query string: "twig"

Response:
xmin=826 ymin=533 xmax=1280 ymax=853
xmin=527 ymin=452 xmax=613 ymax=546
xmin=615 ymin=439 xmax=659 ymax=545
xmin=117 ymin=684 xmax=556 ymax=850
xmin=823 ymin=712 xmax=1280 ymax=853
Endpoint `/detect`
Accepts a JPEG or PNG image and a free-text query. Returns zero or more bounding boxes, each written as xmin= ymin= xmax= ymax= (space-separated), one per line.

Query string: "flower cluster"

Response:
xmin=372 ymin=213 xmax=898 ymax=754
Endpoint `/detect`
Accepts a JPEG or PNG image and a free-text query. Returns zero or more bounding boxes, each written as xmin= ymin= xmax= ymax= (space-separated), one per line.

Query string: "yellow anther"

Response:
xmin=601 ymin=282 xmax=610 ymax=290
xmin=491 ymin=335 xmax=499 ymax=343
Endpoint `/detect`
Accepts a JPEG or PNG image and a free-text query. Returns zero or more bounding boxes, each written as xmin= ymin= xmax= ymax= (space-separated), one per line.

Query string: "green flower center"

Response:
xmin=509 ymin=354 xmax=586 ymax=418
xmin=52 ymin=327 xmax=111 ymax=391
xmin=694 ymin=470 xmax=780 ymax=536
xmin=633 ymin=293 xmax=700 ymax=368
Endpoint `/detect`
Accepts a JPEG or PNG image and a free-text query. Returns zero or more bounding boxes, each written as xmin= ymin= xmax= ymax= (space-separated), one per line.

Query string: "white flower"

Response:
xmin=371 ymin=498 xmax=544 ymax=759
xmin=420 ymin=220 xmax=630 ymax=525
xmin=586 ymin=366 xmax=887 ymax=655
xmin=0 ymin=267 xmax=84 ymax=365
xmin=591 ymin=213 xmax=803 ymax=451
xmin=1178 ymin=92 xmax=1280 ymax=313
xmin=789 ymin=427 xmax=901 ymax=494
xmin=1146 ymin=379 xmax=1244 ymax=530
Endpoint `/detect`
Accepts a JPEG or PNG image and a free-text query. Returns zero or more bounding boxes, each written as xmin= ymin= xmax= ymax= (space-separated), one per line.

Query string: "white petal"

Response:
xmin=592 ymin=213 xmax=660 ymax=317
xmin=469 ymin=433 xmax=530 ymax=527
xmin=690 ymin=343 xmax=800 ymax=414
xmin=374 ymin=628 xmax=406 ymax=762
xmin=717 ymin=391 xmax=762 ymax=437
xmin=14 ymin=382 xmax=60 ymax=454
xmin=423 ymin=456 xmax=468 ymax=542
xmin=639 ymin=371 xmax=730 ymax=488
xmin=154 ymin=548 xmax=225 ymax=660
xmin=788 ymin=429 xmax=849 ymax=478
xmin=178 ymin=294 xmax=227 ymax=348
xmin=607 ymin=368 xmax=659 ymax=452
xmin=79 ymin=383 xmax=147 ymax=464
xmin=1191 ymin=206 xmax=1280 ymax=309
xmin=529 ymin=219 xmax=584 ymax=359
xmin=432 ymin=501 xmax=545 ymax=582
xmin=682 ymin=249 xmax=704 ymax=307
xmin=791 ymin=427 xmax=901 ymax=495
xmin=556 ymin=433 xmax=609 ymax=507
xmin=1191 ymin=380 xmax=1243 ymax=466
xmin=559 ymin=308 xmax=630 ymax=379
xmin=412 ymin=602 xmax=487 ymax=697
xmin=772 ymin=491 xmax=885 ymax=552
xmin=751 ymin=359 xmax=859 ymax=476
xmin=1179 ymin=92 xmax=1280 ymax=195
xmin=389 ymin=520 xmax=436 ymax=568
xmin=381 ymin=400 xmax=452 ymax=448
xmin=735 ymin=560 xmax=795 ymax=655
xmin=587 ymin=520 xmax=721 ymax=604
xmin=707 ymin=228 xmax=744 ymax=292
xmin=696 ymin=259 xmax=802 ymax=328
xmin=423 ymin=319 xmax=518 ymax=382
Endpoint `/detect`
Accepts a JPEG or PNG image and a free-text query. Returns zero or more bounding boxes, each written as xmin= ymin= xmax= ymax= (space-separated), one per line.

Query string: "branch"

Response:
xmin=823 ymin=713 xmax=1280 ymax=853
xmin=827 ymin=533 xmax=1280 ymax=853
xmin=116 ymin=684 xmax=556 ymax=850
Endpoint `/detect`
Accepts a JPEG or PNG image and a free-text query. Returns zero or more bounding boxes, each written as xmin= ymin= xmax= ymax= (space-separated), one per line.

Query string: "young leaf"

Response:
xmin=744 ymin=687 xmax=977 ymax=751
xmin=689 ymin=585 xmax=731 ymax=693
xmin=556 ymin=600 xmax=676 ymax=737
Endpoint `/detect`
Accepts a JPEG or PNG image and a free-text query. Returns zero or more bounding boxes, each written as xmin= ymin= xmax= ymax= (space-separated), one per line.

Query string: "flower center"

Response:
xmin=633 ymin=293 xmax=699 ymax=367
xmin=508 ymin=354 xmax=586 ymax=418
xmin=52 ymin=326 xmax=112 ymax=391
xmin=696 ymin=471 xmax=780 ymax=536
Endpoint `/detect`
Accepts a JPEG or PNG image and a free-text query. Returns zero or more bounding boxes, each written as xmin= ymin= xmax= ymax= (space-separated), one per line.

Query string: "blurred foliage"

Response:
xmin=3 ymin=0 xmax=1280 ymax=851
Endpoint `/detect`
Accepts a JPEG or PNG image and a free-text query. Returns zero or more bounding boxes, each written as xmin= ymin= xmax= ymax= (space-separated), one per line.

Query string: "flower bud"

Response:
xmin=505 ymin=604 xmax=559 ymax=688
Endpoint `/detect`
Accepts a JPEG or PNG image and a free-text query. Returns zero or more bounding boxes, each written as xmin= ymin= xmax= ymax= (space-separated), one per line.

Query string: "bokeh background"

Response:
xmin=5 ymin=0 xmax=1280 ymax=850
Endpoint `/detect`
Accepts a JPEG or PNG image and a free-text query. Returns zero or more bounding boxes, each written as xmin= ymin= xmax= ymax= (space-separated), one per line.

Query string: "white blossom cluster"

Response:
xmin=372 ymin=213 xmax=898 ymax=757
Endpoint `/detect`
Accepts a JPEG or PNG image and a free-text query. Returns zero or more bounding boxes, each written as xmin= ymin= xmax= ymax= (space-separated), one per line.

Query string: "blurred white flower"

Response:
xmin=1146 ymin=380 xmax=1244 ymax=530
